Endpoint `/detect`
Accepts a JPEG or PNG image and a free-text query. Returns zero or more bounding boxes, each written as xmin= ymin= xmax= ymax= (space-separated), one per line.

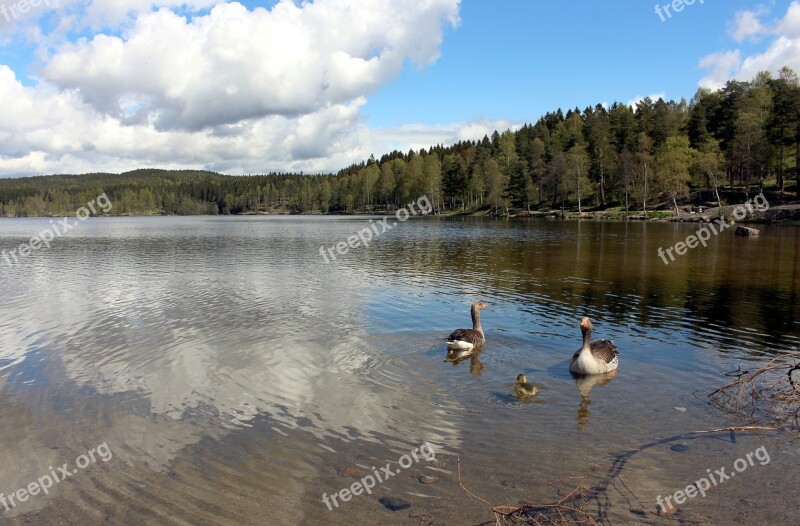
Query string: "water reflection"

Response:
xmin=573 ymin=371 xmax=618 ymax=432
xmin=0 ymin=216 xmax=797 ymax=524
xmin=0 ymin=217 xmax=467 ymax=519
xmin=443 ymin=348 xmax=485 ymax=376
xmin=361 ymin=218 xmax=800 ymax=356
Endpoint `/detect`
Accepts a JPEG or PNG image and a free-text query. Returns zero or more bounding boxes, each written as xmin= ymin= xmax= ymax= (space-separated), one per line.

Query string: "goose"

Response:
xmin=569 ymin=317 xmax=619 ymax=375
xmin=445 ymin=301 xmax=489 ymax=351
xmin=514 ymin=374 xmax=538 ymax=397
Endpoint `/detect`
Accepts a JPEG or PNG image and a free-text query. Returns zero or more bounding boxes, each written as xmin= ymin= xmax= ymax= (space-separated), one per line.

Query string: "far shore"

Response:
xmin=4 ymin=203 xmax=800 ymax=224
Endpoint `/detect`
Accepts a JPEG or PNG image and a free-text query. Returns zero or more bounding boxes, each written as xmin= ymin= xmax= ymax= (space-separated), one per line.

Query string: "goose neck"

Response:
xmin=471 ymin=307 xmax=483 ymax=336
xmin=581 ymin=328 xmax=592 ymax=351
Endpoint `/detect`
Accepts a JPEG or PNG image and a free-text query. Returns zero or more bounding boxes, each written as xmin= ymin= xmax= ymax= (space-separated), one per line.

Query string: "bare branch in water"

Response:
xmin=710 ymin=351 xmax=800 ymax=426
xmin=458 ymin=426 xmax=779 ymax=525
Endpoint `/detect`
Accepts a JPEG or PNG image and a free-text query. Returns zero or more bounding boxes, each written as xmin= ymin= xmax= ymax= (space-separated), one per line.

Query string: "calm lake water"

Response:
xmin=0 ymin=216 xmax=798 ymax=525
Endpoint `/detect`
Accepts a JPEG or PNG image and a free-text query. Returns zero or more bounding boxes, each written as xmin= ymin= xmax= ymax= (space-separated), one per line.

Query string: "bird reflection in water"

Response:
xmin=573 ymin=370 xmax=617 ymax=431
xmin=444 ymin=348 xmax=485 ymax=376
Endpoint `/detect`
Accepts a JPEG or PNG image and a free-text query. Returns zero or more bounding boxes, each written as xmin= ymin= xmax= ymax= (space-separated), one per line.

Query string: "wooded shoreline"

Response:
xmin=2 ymin=68 xmax=799 ymax=221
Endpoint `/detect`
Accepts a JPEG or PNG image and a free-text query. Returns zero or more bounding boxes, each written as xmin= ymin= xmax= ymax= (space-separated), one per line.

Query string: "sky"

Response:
xmin=0 ymin=0 xmax=798 ymax=177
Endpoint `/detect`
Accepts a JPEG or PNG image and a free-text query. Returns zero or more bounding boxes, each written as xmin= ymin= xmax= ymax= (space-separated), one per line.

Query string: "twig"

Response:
xmin=460 ymin=426 xmax=779 ymax=525
xmin=710 ymin=351 xmax=800 ymax=424
xmin=787 ymin=364 xmax=800 ymax=389
xmin=456 ymin=455 xmax=493 ymax=509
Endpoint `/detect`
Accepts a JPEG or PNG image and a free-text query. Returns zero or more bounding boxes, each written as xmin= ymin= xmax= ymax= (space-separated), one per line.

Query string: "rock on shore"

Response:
xmin=735 ymin=226 xmax=760 ymax=236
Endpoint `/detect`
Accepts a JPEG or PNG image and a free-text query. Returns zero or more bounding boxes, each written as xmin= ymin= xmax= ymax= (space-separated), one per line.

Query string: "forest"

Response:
xmin=1 ymin=68 xmax=798 ymax=218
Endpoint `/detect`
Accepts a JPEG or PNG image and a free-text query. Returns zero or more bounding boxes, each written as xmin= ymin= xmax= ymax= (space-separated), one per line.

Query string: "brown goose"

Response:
xmin=446 ymin=302 xmax=489 ymax=351
xmin=569 ymin=317 xmax=619 ymax=375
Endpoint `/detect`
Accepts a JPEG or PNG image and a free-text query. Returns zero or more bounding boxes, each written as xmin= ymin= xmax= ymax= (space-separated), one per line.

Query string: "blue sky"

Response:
xmin=364 ymin=0 xmax=790 ymax=127
xmin=0 ymin=0 xmax=797 ymax=176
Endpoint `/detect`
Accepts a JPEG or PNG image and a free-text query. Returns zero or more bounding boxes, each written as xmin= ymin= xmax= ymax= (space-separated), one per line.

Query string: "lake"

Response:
xmin=0 ymin=216 xmax=798 ymax=524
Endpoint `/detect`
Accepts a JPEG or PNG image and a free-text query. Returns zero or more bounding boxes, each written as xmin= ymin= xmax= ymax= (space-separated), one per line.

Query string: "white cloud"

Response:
xmin=627 ymin=93 xmax=666 ymax=108
xmin=698 ymin=50 xmax=742 ymax=90
xmin=43 ymin=1 xmax=459 ymax=131
xmin=700 ymin=2 xmax=800 ymax=90
xmin=83 ymin=0 xmax=220 ymax=30
xmin=0 ymin=58 xmax=513 ymax=177
xmin=729 ymin=8 xmax=768 ymax=42
xmin=0 ymin=0 xmax=464 ymax=177
xmin=776 ymin=0 xmax=800 ymax=38
xmin=455 ymin=118 xmax=519 ymax=141
xmin=368 ymin=118 xmax=521 ymax=155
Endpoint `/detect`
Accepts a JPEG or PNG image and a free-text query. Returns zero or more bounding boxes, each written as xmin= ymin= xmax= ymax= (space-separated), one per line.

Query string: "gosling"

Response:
xmin=514 ymin=374 xmax=538 ymax=398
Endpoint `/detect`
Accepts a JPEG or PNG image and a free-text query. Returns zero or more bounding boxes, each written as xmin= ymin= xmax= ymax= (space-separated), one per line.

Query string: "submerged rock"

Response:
xmin=735 ymin=226 xmax=760 ymax=236
xmin=336 ymin=465 xmax=368 ymax=478
xmin=418 ymin=475 xmax=438 ymax=484
xmin=656 ymin=502 xmax=678 ymax=517
xmin=670 ymin=444 xmax=689 ymax=453
xmin=379 ymin=496 xmax=411 ymax=511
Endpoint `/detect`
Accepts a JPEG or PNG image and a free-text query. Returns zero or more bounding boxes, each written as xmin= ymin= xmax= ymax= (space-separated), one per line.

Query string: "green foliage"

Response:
xmin=655 ymin=136 xmax=695 ymax=211
xmin=2 ymin=69 xmax=799 ymax=217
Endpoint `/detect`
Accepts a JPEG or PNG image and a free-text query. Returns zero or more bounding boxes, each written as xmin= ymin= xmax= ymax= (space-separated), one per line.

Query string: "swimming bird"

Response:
xmin=569 ymin=317 xmax=619 ymax=375
xmin=514 ymin=374 xmax=538 ymax=397
xmin=446 ymin=301 xmax=489 ymax=351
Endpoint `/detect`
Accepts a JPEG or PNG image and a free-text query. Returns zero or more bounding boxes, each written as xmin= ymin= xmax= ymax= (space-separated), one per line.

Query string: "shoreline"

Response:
xmin=3 ymin=203 xmax=800 ymax=224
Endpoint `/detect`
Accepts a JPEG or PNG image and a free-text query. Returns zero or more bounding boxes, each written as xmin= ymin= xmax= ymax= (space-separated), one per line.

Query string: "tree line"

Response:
xmin=1 ymin=68 xmax=798 ymax=218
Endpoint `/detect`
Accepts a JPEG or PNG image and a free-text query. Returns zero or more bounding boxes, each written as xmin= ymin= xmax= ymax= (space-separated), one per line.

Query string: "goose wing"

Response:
xmin=589 ymin=339 xmax=619 ymax=364
xmin=446 ymin=328 xmax=483 ymax=344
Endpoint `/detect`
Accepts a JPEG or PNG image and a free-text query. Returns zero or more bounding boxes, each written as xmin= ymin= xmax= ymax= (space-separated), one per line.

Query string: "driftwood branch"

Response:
xmin=458 ymin=426 xmax=779 ymax=525
xmin=709 ymin=351 xmax=800 ymax=425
